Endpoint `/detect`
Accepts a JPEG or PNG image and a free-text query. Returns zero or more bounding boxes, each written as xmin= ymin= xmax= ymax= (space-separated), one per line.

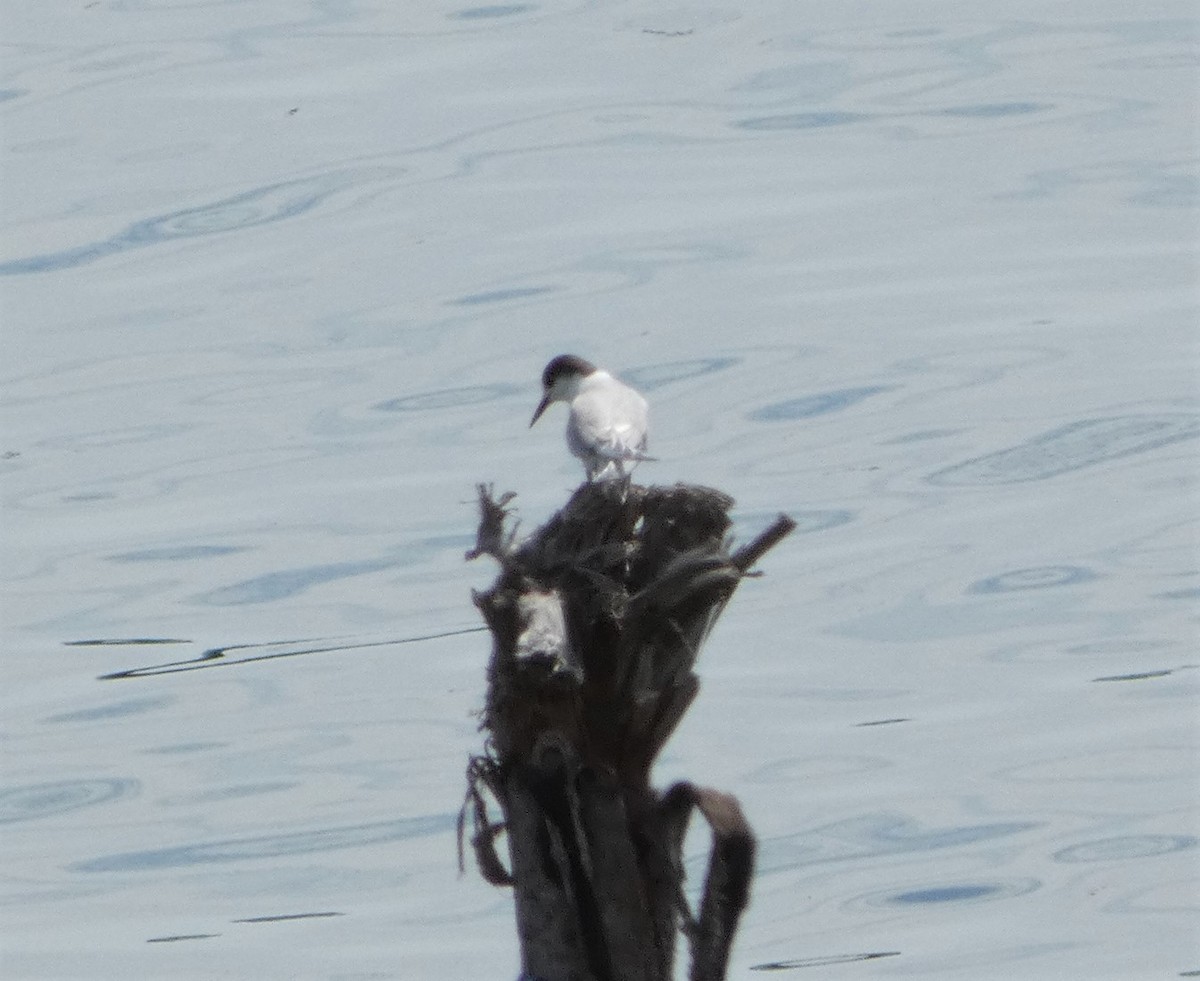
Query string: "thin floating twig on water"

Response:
xmin=95 ymin=627 xmax=488 ymax=680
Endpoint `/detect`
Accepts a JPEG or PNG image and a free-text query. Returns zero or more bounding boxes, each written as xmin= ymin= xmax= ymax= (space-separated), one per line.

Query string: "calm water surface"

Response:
xmin=2 ymin=1 xmax=1197 ymax=978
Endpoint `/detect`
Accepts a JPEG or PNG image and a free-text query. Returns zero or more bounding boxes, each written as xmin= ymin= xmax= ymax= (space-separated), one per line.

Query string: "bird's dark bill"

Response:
xmin=530 ymin=396 xmax=550 ymax=427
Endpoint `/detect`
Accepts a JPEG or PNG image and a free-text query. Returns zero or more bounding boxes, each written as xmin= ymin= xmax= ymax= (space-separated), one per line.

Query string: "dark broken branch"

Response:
xmin=464 ymin=481 xmax=791 ymax=980
xmin=465 ymin=483 xmax=519 ymax=561
xmin=732 ymin=514 xmax=797 ymax=573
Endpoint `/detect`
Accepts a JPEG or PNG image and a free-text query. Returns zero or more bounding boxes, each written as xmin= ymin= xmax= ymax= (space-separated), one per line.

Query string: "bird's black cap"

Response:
xmin=541 ymin=354 xmax=597 ymax=390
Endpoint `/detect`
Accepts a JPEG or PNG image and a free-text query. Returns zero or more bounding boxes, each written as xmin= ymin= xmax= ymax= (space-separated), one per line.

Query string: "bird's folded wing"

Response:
xmin=570 ymin=386 xmax=651 ymax=461
xmin=591 ymin=424 xmax=649 ymax=461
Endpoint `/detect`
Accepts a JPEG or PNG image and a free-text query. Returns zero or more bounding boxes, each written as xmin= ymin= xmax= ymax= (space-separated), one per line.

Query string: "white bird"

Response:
xmin=530 ymin=354 xmax=652 ymax=482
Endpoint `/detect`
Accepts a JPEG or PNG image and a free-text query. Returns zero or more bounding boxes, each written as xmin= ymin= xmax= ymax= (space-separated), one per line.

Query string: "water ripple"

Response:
xmin=449 ymin=285 xmax=557 ymax=305
xmin=845 ymin=877 xmax=1041 ymax=909
xmin=931 ymin=101 xmax=1046 ymax=118
xmin=968 ymin=566 xmax=1098 ymax=594
xmin=735 ymin=102 xmax=1055 ymax=135
xmin=928 ymin=415 xmax=1200 ymax=485
xmin=43 ymin=695 xmax=174 ymax=723
xmin=735 ymin=111 xmax=872 ymax=131
xmin=0 ymin=779 xmax=140 ymax=824
xmin=0 ymin=167 xmax=401 ymax=276
xmin=107 ymin=545 xmax=248 ymax=563
xmin=162 ymin=782 xmax=298 ymax=806
xmin=757 ymin=813 xmax=1038 ymax=874
xmin=72 ymin=814 xmax=454 ymax=871
xmin=190 ymin=556 xmax=401 ymax=606
xmin=373 ymin=383 xmax=522 ymax=413
xmin=450 ymin=4 xmax=536 ymax=19
xmin=790 ymin=509 xmax=856 ymax=534
xmin=1154 ymin=587 xmax=1200 ymax=601
xmin=1053 ymin=834 xmax=1197 ymax=863
xmin=750 ymin=386 xmax=895 ymax=421
xmin=36 ymin=423 xmax=192 ymax=450
xmin=881 ymin=428 xmax=961 ymax=444
xmin=732 ymin=62 xmax=853 ymax=101
xmin=998 ymin=161 xmax=1199 ymax=208
xmin=751 ymin=951 xmax=900 ymax=971
xmin=747 ymin=755 xmax=889 ymax=785
xmin=622 ymin=356 xmax=740 ymax=392
xmin=998 ymin=747 xmax=1192 ymax=784
xmin=735 ymin=508 xmax=853 ymax=538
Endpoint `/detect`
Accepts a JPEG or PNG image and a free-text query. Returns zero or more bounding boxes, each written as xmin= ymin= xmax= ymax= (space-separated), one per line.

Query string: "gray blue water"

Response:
xmin=3 ymin=2 xmax=1197 ymax=977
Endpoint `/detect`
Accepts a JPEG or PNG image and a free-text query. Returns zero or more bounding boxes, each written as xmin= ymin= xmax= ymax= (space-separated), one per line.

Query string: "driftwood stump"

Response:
xmin=461 ymin=481 xmax=794 ymax=981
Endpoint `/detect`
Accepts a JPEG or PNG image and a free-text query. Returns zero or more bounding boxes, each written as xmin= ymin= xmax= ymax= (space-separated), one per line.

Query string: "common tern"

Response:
xmin=530 ymin=354 xmax=652 ymax=482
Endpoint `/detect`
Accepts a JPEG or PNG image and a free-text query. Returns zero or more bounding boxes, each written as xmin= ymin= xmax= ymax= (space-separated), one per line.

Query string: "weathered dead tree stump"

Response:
xmin=461 ymin=481 xmax=794 ymax=981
